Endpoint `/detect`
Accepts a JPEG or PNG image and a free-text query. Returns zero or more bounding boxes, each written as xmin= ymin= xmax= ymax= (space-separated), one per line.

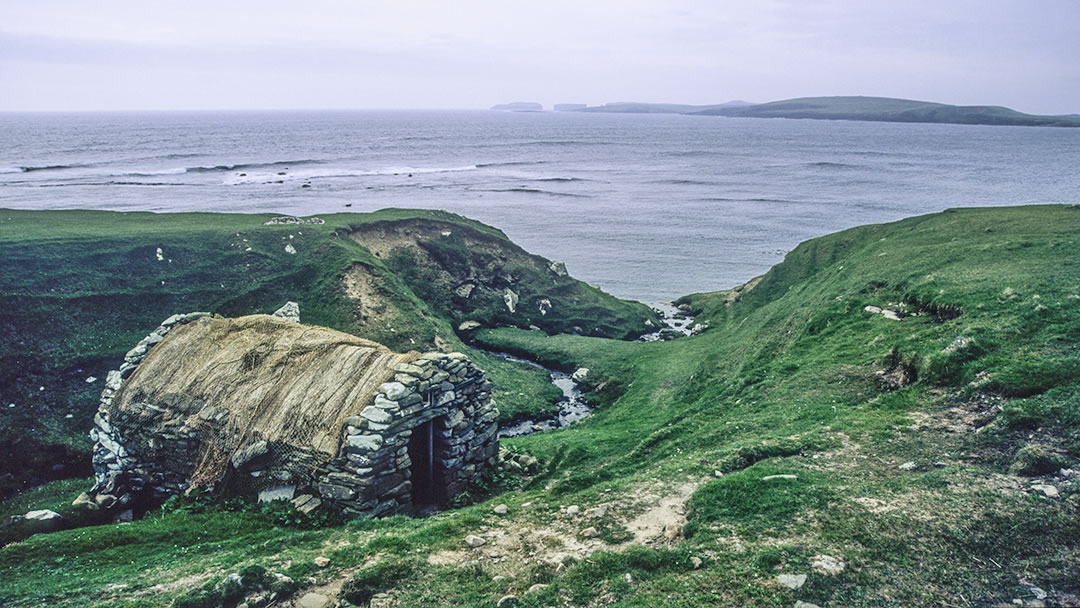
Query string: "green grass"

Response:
xmin=2 ymin=205 xmax=1079 ymax=606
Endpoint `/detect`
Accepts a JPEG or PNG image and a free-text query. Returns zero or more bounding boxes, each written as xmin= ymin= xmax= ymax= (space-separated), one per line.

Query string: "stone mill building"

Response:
xmin=86 ymin=312 xmax=499 ymax=519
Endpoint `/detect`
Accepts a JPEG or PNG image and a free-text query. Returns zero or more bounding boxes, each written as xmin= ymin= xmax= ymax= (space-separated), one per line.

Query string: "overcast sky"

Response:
xmin=1 ymin=0 xmax=1077 ymax=114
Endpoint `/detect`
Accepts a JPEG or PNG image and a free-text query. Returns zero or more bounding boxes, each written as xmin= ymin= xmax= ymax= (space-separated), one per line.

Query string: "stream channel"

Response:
xmin=480 ymin=303 xmax=695 ymax=438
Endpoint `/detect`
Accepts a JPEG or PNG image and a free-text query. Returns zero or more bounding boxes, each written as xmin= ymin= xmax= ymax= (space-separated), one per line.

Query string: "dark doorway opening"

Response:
xmin=407 ymin=419 xmax=446 ymax=510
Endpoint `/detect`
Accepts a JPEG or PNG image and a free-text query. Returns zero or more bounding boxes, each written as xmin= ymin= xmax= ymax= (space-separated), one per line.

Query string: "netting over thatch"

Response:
xmin=106 ymin=314 xmax=417 ymax=489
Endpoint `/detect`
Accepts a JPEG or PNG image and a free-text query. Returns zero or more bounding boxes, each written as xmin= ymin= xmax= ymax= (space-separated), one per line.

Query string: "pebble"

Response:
xmin=493 ymin=504 xmax=508 ymax=515
xmin=496 ymin=595 xmax=520 ymax=608
xmin=581 ymin=527 xmax=599 ymax=538
xmin=795 ymin=602 xmax=822 ymax=608
xmin=464 ymin=534 xmax=487 ymax=547
xmin=898 ymin=461 xmax=918 ymax=471
xmin=762 ymin=474 xmax=798 ymax=481
xmin=566 ymin=505 xmax=581 ymax=516
xmin=691 ymin=556 xmax=703 ymax=569
xmin=313 ymin=556 xmax=330 ymax=568
xmin=528 ymin=583 xmax=549 ymax=594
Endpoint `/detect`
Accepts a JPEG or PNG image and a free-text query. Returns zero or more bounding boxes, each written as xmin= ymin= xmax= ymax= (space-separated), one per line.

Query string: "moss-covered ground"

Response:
xmin=2 ymin=205 xmax=1079 ymax=607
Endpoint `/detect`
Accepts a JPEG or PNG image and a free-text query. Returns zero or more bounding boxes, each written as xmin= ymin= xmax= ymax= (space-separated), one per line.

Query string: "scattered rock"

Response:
xmin=497 ymin=594 xmax=521 ymax=608
xmin=538 ymin=298 xmax=552 ymax=316
xmin=581 ymin=527 xmax=599 ymax=538
xmin=571 ymin=368 xmax=589 ymax=381
xmin=714 ymin=470 xmax=724 ymax=478
xmin=284 ymin=243 xmax=297 ymax=255
xmin=528 ymin=583 xmax=549 ymax=594
xmin=587 ymin=505 xmax=608 ymax=519
xmin=811 ymin=554 xmax=846 ymax=575
xmin=271 ymin=301 xmax=300 ymax=322
xmin=155 ymin=247 xmax=164 ymax=261
xmin=85 ymin=376 xmax=97 ymax=383
xmin=549 ymin=261 xmax=568 ymax=276
xmin=503 ymin=288 xmax=519 ymax=313
xmin=458 ymin=320 xmax=482 ymax=331
xmin=296 ymin=592 xmax=330 ymax=608
xmin=565 ymin=505 xmax=581 ymax=516
xmin=691 ymin=556 xmax=703 ymax=569
xmin=369 ymin=593 xmax=394 ymax=608
xmin=762 ymin=474 xmax=798 ymax=481
xmin=23 ymin=509 xmax=64 ymax=532
xmin=465 ymin=534 xmax=487 ymax=547
xmin=898 ymin=461 xmax=918 ymax=471
xmin=313 ymin=556 xmax=330 ymax=568
xmin=72 ymin=492 xmax=98 ymax=510
xmin=662 ymin=525 xmax=680 ymax=541
xmin=624 ymin=573 xmax=634 ymax=584
xmin=776 ymin=574 xmax=807 ymax=590
xmin=795 ymin=602 xmax=822 ymax=608
xmin=1031 ymin=484 xmax=1059 ymax=498
xmin=264 ymin=216 xmax=325 ymax=225
xmin=944 ymin=336 xmax=971 ymax=352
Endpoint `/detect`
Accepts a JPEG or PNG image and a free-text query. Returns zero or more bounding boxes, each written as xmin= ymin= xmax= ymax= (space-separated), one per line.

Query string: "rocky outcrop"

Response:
xmin=85 ymin=312 xmax=498 ymax=519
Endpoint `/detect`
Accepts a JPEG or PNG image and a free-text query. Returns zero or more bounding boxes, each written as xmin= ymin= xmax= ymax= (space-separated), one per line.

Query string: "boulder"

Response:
xmin=23 ymin=509 xmax=64 ymax=533
xmin=271 ymin=301 xmax=300 ymax=322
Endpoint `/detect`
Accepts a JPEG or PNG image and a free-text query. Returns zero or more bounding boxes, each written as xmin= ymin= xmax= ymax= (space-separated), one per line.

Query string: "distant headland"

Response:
xmin=565 ymin=96 xmax=1080 ymax=128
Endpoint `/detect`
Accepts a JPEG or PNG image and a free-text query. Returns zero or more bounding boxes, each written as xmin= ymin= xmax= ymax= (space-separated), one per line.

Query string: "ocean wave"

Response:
xmin=0 ymin=166 xmax=24 ymax=174
xmin=476 ymin=161 xmax=546 ymax=168
xmin=698 ymin=196 xmax=802 ymax=204
xmin=223 ymin=165 xmax=478 ymax=185
xmin=481 ymin=187 xmax=590 ymax=198
xmin=650 ymin=178 xmax=719 ymax=186
xmin=533 ymin=176 xmax=585 ymax=183
xmin=16 ymin=163 xmax=96 ymax=173
xmin=805 ymin=161 xmax=860 ymax=169
xmin=187 ymin=159 xmax=324 ymax=173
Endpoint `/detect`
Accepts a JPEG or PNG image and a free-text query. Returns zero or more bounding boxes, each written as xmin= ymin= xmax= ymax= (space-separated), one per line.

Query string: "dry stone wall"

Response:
xmin=308 ymin=352 xmax=499 ymax=518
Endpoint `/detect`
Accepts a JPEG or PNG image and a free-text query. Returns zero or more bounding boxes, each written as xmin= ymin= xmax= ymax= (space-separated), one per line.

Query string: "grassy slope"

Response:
xmin=696 ymin=96 xmax=1080 ymax=127
xmin=0 ymin=208 xmax=650 ymax=499
xmin=2 ymin=205 xmax=1079 ymax=607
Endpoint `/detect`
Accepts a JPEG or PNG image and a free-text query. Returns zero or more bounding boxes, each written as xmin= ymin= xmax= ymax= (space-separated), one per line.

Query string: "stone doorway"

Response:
xmin=407 ymin=418 xmax=447 ymax=510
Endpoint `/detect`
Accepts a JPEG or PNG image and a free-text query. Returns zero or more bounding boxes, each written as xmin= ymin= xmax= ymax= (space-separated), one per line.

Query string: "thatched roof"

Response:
xmin=109 ymin=315 xmax=418 ymax=459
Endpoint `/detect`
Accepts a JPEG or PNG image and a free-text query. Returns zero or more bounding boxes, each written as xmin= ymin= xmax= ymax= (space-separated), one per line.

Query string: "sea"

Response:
xmin=2 ymin=110 xmax=1078 ymax=304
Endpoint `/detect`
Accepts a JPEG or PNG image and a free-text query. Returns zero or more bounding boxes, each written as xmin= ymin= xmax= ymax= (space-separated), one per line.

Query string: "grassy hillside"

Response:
xmin=695 ymin=96 xmax=1080 ymax=127
xmin=2 ymin=205 xmax=1079 ymax=607
xmin=0 ymin=208 xmax=655 ymax=499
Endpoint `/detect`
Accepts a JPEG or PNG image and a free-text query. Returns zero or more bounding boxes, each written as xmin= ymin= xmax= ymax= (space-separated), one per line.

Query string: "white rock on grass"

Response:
xmin=776 ymin=573 xmax=807 ymax=589
xmin=296 ymin=592 xmax=330 ymax=608
xmin=795 ymin=602 xmax=823 ymax=608
xmin=493 ymin=504 xmax=509 ymax=515
xmin=284 ymin=243 xmax=297 ymax=255
xmin=465 ymin=534 xmax=487 ymax=547
xmin=762 ymin=474 xmax=798 ymax=481
xmin=565 ymin=505 xmax=581 ymax=516
xmin=811 ymin=554 xmax=846 ymax=575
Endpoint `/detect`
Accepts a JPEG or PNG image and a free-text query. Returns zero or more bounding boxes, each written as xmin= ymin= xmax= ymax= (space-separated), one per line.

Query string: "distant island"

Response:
xmin=553 ymin=103 xmax=587 ymax=112
xmin=490 ymin=102 xmax=544 ymax=112
xmin=579 ymin=100 xmax=751 ymax=114
xmin=573 ymin=96 xmax=1080 ymax=127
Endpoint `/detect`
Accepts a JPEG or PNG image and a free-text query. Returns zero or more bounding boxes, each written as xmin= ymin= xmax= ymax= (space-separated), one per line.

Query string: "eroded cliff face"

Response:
xmin=348 ymin=219 xmax=659 ymax=341
xmin=87 ymin=313 xmax=498 ymax=520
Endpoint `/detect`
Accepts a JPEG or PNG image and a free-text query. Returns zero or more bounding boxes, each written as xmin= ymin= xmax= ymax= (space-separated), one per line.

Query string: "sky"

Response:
xmin=1 ymin=0 xmax=1078 ymax=114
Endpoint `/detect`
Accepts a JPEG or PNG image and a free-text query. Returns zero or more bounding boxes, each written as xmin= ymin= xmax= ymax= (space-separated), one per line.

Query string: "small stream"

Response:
xmin=480 ymin=304 xmax=695 ymax=438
